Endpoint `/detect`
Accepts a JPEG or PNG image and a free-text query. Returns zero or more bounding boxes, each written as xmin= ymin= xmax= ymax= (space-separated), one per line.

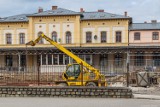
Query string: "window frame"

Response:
xmin=115 ymin=31 xmax=122 ymax=43
xmin=66 ymin=31 xmax=72 ymax=44
xmin=134 ymin=52 xmax=144 ymax=66
xmin=6 ymin=33 xmax=12 ymax=44
xmin=152 ymin=32 xmax=159 ymax=40
xmin=153 ymin=52 xmax=160 ymax=66
xmin=6 ymin=55 xmax=13 ymax=66
xmin=114 ymin=53 xmax=123 ymax=67
xmin=101 ymin=31 xmax=107 ymax=43
xmin=52 ymin=31 xmax=57 ymax=42
xmin=38 ymin=32 xmax=44 ymax=44
xmin=134 ymin=32 xmax=141 ymax=40
xmin=19 ymin=33 xmax=25 ymax=44
xmin=86 ymin=32 xmax=92 ymax=43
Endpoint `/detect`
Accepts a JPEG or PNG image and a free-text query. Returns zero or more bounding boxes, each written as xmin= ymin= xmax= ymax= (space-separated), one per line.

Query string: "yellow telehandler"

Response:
xmin=26 ymin=33 xmax=107 ymax=87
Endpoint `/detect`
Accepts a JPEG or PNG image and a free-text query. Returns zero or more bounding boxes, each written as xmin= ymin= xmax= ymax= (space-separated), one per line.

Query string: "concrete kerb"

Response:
xmin=133 ymin=94 xmax=160 ymax=100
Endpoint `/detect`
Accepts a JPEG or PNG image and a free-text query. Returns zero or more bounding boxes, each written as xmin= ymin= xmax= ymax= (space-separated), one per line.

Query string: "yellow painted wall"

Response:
xmin=0 ymin=15 xmax=129 ymax=48
xmin=0 ymin=22 xmax=28 ymax=48
xmin=80 ymin=19 xmax=129 ymax=47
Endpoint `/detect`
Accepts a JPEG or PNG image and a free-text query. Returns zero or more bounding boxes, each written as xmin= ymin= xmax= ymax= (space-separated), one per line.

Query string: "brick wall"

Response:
xmin=0 ymin=86 xmax=133 ymax=98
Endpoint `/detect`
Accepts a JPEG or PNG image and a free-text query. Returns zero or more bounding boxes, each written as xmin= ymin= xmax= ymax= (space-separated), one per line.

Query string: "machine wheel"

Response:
xmin=57 ymin=83 xmax=67 ymax=87
xmin=86 ymin=82 xmax=97 ymax=87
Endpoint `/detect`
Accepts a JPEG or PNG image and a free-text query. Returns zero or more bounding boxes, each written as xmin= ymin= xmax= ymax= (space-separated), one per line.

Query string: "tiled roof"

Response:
xmin=130 ymin=23 xmax=160 ymax=30
xmin=80 ymin=12 xmax=131 ymax=20
xmin=27 ymin=8 xmax=81 ymax=17
xmin=0 ymin=8 xmax=131 ymax=22
xmin=0 ymin=14 xmax=29 ymax=22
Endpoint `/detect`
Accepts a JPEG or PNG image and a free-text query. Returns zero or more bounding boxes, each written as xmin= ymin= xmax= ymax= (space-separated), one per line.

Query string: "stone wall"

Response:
xmin=0 ymin=86 xmax=133 ymax=98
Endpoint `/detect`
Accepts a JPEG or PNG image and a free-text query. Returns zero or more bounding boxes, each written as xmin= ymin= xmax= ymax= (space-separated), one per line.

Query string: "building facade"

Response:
xmin=0 ymin=6 xmax=131 ymax=73
xmin=129 ymin=21 xmax=160 ymax=72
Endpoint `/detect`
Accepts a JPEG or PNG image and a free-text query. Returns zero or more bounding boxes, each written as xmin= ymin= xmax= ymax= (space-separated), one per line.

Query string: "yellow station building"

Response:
xmin=0 ymin=6 xmax=132 ymax=73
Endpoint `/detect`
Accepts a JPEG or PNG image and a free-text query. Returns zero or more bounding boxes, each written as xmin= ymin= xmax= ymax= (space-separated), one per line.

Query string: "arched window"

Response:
xmin=19 ymin=33 xmax=25 ymax=44
xmin=38 ymin=32 xmax=44 ymax=44
xmin=6 ymin=33 xmax=12 ymax=44
xmin=52 ymin=31 xmax=57 ymax=42
xmin=66 ymin=31 xmax=71 ymax=44
xmin=86 ymin=32 xmax=92 ymax=43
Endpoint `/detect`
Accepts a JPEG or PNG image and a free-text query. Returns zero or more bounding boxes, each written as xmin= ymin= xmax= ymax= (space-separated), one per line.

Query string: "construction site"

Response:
xmin=0 ymin=6 xmax=159 ymax=99
xmin=0 ymin=33 xmax=159 ymax=97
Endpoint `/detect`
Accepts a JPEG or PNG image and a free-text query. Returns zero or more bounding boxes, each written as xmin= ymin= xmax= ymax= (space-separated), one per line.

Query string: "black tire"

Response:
xmin=86 ymin=82 xmax=97 ymax=87
xmin=57 ymin=83 xmax=67 ymax=87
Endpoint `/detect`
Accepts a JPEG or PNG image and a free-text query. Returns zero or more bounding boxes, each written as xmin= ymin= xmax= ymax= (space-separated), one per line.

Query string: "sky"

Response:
xmin=0 ymin=0 xmax=159 ymax=23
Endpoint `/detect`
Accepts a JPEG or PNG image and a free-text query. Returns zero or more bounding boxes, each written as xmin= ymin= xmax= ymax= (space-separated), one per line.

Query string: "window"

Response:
xmin=86 ymin=32 xmax=92 ymax=43
xmin=79 ymin=55 xmax=85 ymax=61
xmin=153 ymin=52 xmax=160 ymax=66
xmin=66 ymin=31 xmax=71 ymax=44
xmin=37 ymin=55 xmax=41 ymax=65
xmin=78 ymin=55 xmax=92 ymax=65
xmin=100 ymin=54 xmax=108 ymax=73
xmin=19 ymin=33 xmax=25 ymax=44
xmin=53 ymin=55 xmax=58 ymax=65
xmin=152 ymin=32 xmax=159 ymax=40
xmin=48 ymin=55 xmax=52 ymax=65
xmin=114 ymin=53 xmax=123 ymax=67
xmin=135 ymin=52 xmax=144 ymax=66
xmin=6 ymin=33 xmax=12 ymax=44
xmin=66 ymin=64 xmax=80 ymax=77
xmin=101 ymin=31 xmax=107 ymax=43
xmin=115 ymin=31 xmax=121 ymax=43
xmin=100 ymin=54 xmax=108 ymax=66
xmin=134 ymin=32 xmax=140 ymax=40
xmin=59 ymin=54 xmax=64 ymax=65
xmin=20 ymin=55 xmax=26 ymax=66
xmin=86 ymin=55 xmax=91 ymax=65
xmin=38 ymin=32 xmax=44 ymax=44
xmin=52 ymin=31 xmax=57 ymax=42
xmin=6 ymin=55 xmax=12 ymax=66
xmin=42 ymin=55 xmax=46 ymax=65
xmin=64 ymin=55 xmax=70 ymax=65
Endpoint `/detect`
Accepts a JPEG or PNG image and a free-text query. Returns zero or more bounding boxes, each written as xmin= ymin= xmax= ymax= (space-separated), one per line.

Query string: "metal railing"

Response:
xmin=0 ymin=59 xmax=159 ymax=87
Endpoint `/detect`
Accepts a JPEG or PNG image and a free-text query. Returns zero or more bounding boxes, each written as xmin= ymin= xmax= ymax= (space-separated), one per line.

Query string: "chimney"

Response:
xmin=80 ymin=8 xmax=84 ymax=12
xmin=151 ymin=20 xmax=157 ymax=24
xmin=98 ymin=9 xmax=104 ymax=12
xmin=52 ymin=6 xmax=58 ymax=10
xmin=124 ymin=11 xmax=127 ymax=17
xmin=38 ymin=7 xmax=43 ymax=13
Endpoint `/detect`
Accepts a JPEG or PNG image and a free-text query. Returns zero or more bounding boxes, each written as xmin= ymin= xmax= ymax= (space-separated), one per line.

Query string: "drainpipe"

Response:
xmin=18 ymin=53 xmax=21 ymax=73
xmin=126 ymin=21 xmax=130 ymax=87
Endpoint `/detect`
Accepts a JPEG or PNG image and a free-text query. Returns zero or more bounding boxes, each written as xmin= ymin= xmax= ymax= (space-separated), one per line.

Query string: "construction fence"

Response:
xmin=0 ymin=59 xmax=159 ymax=87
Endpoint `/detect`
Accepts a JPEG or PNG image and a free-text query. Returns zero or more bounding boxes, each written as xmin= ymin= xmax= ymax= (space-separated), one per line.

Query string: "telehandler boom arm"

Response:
xmin=26 ymin=33 xmax=101 ymax=78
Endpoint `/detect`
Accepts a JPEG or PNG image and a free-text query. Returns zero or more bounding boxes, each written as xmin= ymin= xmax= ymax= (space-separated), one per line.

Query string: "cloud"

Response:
xmin=0 ymin=0 xmax=159 ymax=22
